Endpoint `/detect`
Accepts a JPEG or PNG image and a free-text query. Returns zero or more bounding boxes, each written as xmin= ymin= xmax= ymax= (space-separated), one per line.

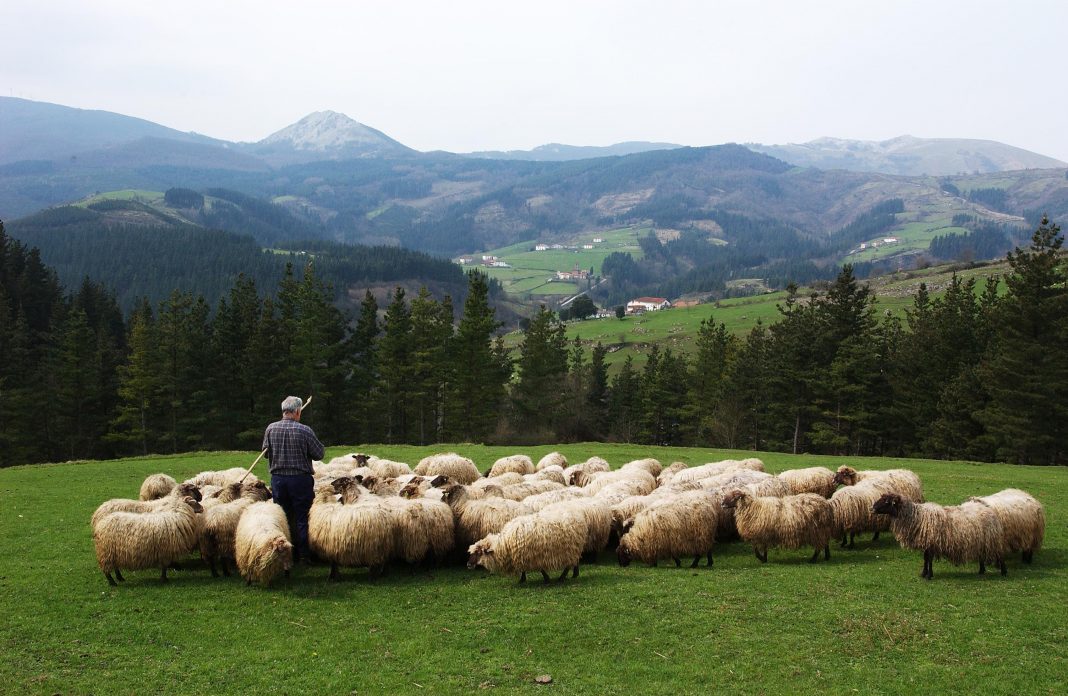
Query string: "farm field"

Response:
xmin=1 ymin=445 xmax=1064 ymax=694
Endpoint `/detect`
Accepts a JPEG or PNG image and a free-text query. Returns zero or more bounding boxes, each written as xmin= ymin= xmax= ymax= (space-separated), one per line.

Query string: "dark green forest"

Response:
xmin=2 ymin=216 xmax=1065 ymax=467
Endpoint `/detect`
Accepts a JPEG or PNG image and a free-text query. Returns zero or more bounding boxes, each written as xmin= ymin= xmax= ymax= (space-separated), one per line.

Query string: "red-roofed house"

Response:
xmin=626 ymin=297 xmax=671 ymax=314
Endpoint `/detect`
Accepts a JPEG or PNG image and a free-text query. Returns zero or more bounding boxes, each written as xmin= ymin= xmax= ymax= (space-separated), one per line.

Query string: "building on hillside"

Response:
xmin=534 ymin=243 xmax=549 ymax=251
xmin=456 ymin=256 xmax=476 ymax=265
xmin=626 ymin=297 xmax=671 ymax=314
xmin=593 ymin=238 xmax=604 ymax=243
xmin=556 ymin=268 xmax=591 ymax=281
xmin=582 ymin=243 xmax=594 ymax=249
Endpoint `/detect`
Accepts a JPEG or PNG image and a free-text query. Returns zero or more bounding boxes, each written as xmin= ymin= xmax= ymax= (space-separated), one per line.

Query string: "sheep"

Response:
xmin=517 ymin=488 xmax=589 ymax=512
xmin=91 ymin=482 xmax=203 ymax=530
xmin=526 ymin=466 xmax=566 ymax=485
xmin=308 ymin=484 xmax=394 ymax=580
xmin=361 ymin=475 xmax=406 ymax=497
xmin=564 ymin=457 xmax=611 ymax=486
xmin=201 ymin=478 xmax=268 ymax=510
xmin=397 ymin=482 xmax=457 ymax=563
xmin=620 ymin=458 xmax=663 ymax=478
xmin=583 ymin=469 xmax=656 ymax=497
xmin=721 ymin=489 xmax=835 ymax=563
xmin=314 ymin=454 xmax=365 ymax=479
xmin=656 ymin=462 xmax=689 ymax=487
xmin=394 ymin=474 xmax=450 ymax=497
xmin=199 ymin=481 xmax=274 ymax=577
xmin=671 ymin=458 xmax=764 ymax=484
xmin=536 ymin=451 xmax=568 ymax=471
xmin=487 ymin=454 xmax=535 ymax=477
xmin=443 ymin=484 xmax=531 ymax=548
xmin=139 ymin=473 xmax=177 ymax=501
xmin=414 ymin=453 xmax=482 ymax=485
xmin=616 ymin=491 xmax=718 ymax=569
xmin=746 ymin=476 xmax=793 ymax=498
xmin=829 ymin=481 xmax=892 ymax=549
xmin=777 ymin=467 xmax=837 ymax=498
xmin=234 ymin=501 xmax=293 ymax=586
xmin=497 ymin=480 xmax=565 ymax=501
xmin=93 ymin=496 xmax=204 ymax=585
xmin=833 ymin=466 xmax=923 ymax=502
xmin=467 ymin=506 xmax=586 ymax=583
xmin=472 ymin=472 xmax=523 ymax=489
xmin=188 ymin=467 xmax=258 ymax=488
xmin=542 ymin=498 xmax=613 ymax=556
xmin=366 ymin=456 xmax=414 ymax=479
xmin=968 ymin=489 xmax=1045 ymax=564
xmin=872 ymin=492 xmax=1007 ymax=579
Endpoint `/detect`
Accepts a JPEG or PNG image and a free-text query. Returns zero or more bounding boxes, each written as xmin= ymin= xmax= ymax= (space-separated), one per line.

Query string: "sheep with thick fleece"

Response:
xmin=671 ymin=458 xmax=764 ymax=484
xmin=498 ymin=480 xmax=565 ymax=502
xmin=583 ymin=469 xmax=656 ymax=497
xmin=93 ymin=496 xmax=204 ymax=585
xmin=517 ymin=488 xmax=588 ymax=511
xmin=234 ymin=501 xmax=293 ymax=586
xmin=139 ymin=473 xmax=177 ymax=501
xmin=542 ymin=498 xmax=613 ymax=555
xmin=722 ymin=489 xmax=834 ymax=563
xmin=199 ymin=482 xmax=274 ymax=577
xmin=833 ymin=466 xmax=923 ymax=501
xmin=873 ymin=492 xmax=1007 ymax=579
xmin=397 ymin=482 xmax=456 ymax=562
xmin=366 ymin=456 xmax=414 ymax=479
xmin=309 ymin=484 xmax=394 ymax=580
xmin=536 ymin=451 xmax=568 ymax=471
xmin=526 ymin=466 xmax=566 ymax=485
xmin=467 ymin=506 xmax=586 ymax=583
xmin=414 ymin=453 xmax=482 ymax=485
xmin=616 ymin=491 xmax=718 ymax=568
xmin=656 ymin=462 xmax=689 ymax=487
xmin=473 ymin=472 xmax=523 ymax=489
xmin=188 ymin=467 xmax=258 ymax=488
xmin=829 ymin=480 xmax=893 ymax=548
xmin=564 ymin=457 xmax=611 ymax=486
xmin=620 ymin=458 xmax=663 ymax=478
xmin=91 ymin=482 xmax=203 ymax=530
xmin=488 ymin=454 xmax=535 ymax=477
xmin=968 ymin=489 xmax=1045 ymax=563
xmin=777 ymin=467 xmax=837 ymax=498
xmin=335 ymin=478 xmax=453 ymax=566
xmin=443 ymin=484 xmax=531 ymax=548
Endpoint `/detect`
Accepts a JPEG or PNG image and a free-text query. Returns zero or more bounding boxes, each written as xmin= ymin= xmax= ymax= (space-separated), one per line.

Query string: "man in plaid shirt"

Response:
xmin=263 ymin=395 xmax=324 ymax=564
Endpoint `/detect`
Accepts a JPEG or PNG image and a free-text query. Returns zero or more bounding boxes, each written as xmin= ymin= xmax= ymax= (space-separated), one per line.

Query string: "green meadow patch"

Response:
xmin=1 ymin=445 xmax=1065 ymax=694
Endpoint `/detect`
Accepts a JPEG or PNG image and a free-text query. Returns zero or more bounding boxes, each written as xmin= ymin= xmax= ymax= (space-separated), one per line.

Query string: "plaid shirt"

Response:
xmin=262 ymin=418 xmax=324 ymax=476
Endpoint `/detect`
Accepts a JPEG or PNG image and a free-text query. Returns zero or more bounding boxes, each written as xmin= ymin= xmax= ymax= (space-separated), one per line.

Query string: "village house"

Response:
xmin=534 ymin=243 xmax=549 ymax=251
xmin=626 ymin=296 xmax=671 ymax=314
xmin=556 ymin=268 xmax=591 ymax=281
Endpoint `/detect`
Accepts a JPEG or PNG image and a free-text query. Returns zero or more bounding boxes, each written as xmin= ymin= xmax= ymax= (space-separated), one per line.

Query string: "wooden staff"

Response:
xmin=240 ymin=395 xmax=313 ymax=482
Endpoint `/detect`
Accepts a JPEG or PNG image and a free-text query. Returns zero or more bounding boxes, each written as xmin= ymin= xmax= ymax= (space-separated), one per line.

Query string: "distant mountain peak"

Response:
xmin=258 ymin=111 xmax=409 ymax=154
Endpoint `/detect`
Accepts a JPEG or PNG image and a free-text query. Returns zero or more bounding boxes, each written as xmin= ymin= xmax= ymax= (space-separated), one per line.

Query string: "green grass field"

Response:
xmin=1 ymin=445 xmax=1064 ymax=694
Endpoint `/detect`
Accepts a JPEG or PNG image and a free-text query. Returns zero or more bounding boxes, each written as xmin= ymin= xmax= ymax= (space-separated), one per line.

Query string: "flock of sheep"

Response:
xmin=89 ymin=452 xmax=1046 ymax=587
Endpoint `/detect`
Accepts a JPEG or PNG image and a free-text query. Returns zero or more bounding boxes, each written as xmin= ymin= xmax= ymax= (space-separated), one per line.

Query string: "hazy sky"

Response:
xmin=4 ymin=0 xmax=1067 ymax=160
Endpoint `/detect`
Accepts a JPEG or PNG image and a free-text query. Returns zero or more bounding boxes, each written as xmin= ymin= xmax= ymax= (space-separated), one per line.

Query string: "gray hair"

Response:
xmin=281 ymin=396 xmax=304 ymax=414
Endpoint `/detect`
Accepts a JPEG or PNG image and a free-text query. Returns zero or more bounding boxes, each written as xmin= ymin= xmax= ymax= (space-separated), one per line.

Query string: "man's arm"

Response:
xmin=305 ymin=428 xmax=325 ymax=462
xmin=262 ymin=426 xmax=272 ymax=461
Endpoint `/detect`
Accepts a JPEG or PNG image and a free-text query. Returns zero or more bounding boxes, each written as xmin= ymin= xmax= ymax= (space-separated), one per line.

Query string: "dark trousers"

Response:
xmin=271 ymin=473 xmax=314 ymax=561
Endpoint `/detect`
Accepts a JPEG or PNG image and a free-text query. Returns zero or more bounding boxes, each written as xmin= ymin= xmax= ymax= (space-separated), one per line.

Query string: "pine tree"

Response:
xmin=409 ymin=287 xmax=452 ymax=444
xmin=513 ymin=306 xmax=569 ymax=435
xmin=377 ymin=287 xmax=413 ymax=443
xmin=684 ymin=316 xmax=736 ymax=444
xmin=607 ymin=355 xmax=641 ymax=442
xmin=586 ymin=343 xmax=609 ymax=436
xmin=109 ymin=305 xmax=162 ymax=456
xmin=720 ymin=322 xmax=772 ymax=449
xmin=346 ymin=290 xmax=381 ymax=443
xmin=446 ymin=271 xmax=506 ymax=442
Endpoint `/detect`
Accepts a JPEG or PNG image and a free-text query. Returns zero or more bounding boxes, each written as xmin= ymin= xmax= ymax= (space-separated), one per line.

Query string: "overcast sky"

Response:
xmin=3 ymin=0 xmax=1066 ymax=160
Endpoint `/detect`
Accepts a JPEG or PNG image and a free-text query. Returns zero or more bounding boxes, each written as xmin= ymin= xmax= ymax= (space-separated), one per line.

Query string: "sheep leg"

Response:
xmin=246 ymin=578 xmax=252 ymax=587
xmin=114 ymin=569 xmax=125 ymax=582
xmin=208 ymin=557 xmax=219 ymax=578
xmin=572 ymin=565 xmax=579 ymax=578
xmin=871 ymin=532 xmax=881 ymax=542
xmin=847 ymin=533 xmax=856 ymax=550
xmin=674 ymin=557 xmax=681 ymax=568
xmin=922 ymin=550 xmax=933 ymax=580
xmin=689 ymin=555 xmax=700 ymax=568
xmin=838 ymin=533 xmax=848 ymax=548
xmin=557 ymin=569 xmax=569 ymax=582
xmin=706 ymin=551 xmax=714 ymax=567
xmin=809 ymin=547 xmax=821 ymax=564
xmin=979 ymin=560 xmax=986 ymax=574
xmin=754 ymin=547 xmax=767 ymax=563
xmin=159 ymin=567 xmax=168 ymax=583
xmin=104 ymin=571 xmax=118 ymax=587
xmin=541 ymin=570 xmax=551 ymax=584
xmin=999 ymin=558 xmax=1007 ymax=576
xmin=1023 ymin=550 xmax=1033 ymax=564
xmin=222 ymin=558 xmax=231 ymax=577
xmin=329 ymin=562 xmax=340 ymax=582
xmin=824 ymin=545 xmax=830 ymax=561
xmin=520 ymin=572 xmax=526 ymax=583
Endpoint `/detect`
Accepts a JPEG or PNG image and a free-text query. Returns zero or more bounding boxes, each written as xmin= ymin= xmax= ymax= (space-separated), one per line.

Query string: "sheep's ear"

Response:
xmin=621 ymin=520 xmax=634 ymax=535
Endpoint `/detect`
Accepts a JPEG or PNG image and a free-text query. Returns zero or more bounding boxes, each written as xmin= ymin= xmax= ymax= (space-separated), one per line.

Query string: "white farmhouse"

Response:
xmin=626 ymin=296 xmax=671 ymax=314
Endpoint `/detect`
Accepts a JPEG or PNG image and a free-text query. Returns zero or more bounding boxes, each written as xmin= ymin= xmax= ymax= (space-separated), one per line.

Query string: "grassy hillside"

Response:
xmin=1 ymin=444 xmax=1064 ymax=694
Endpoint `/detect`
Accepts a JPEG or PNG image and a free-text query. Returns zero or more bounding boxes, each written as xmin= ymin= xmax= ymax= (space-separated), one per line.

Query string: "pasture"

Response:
xmin=1 ymin=444 xmax=1064 ymax=694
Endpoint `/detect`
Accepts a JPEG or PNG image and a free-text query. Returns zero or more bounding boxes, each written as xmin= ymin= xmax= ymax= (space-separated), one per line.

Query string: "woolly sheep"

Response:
xmin=969 ymin=489 xmax=1045 ymax=563
xmin=536 ymin=451 xmax=568 ymax=471
xmin=526 ymin=466 xmax=566 ymax=485
xmin=833 ymin=466 xmax=923 ymax=501
xmin=671 ymin=458 xmax=764 ymax=484
xmin=199 ymin=481 xmax=274 ymax=577
xmin=777 ymin=467 xmax=837 ymax=498
xmin=467 ymin=506 xmax=586 ymax=583
xmin=583 ymin=469 xmax=656 ymax=497
xmin=414 ymin=453 xmax=482 ymax=484
xmin=487 ymin=454 xmax=535 ymax=478
xmin=617 ymin=491 xmax=718 ymax=568
xmin=336 ymin=478 xmax=454 ymax=567
xmin=188 ymin=467 xmax=258 ymax=488
xmin=443 ymin=484 xmax=531 ymax=548
xmin=93 ymin=495 xmax=204 ymax=585
xmin=656 ymin=462 xmax=689 ymax=487
xmin=722 ymin=489 xmax=835 ymax=563
xmin=139 ymin=473 xmax=177 ymax=501
xmin=829 ymin=481 xmax=892 ymax=548
xmin=234 ymin=501 xmax=293 ymax=587
xmin=497 ymin=480 xmax=565 ymax=502
xmin=516 ymin=488 xmax=589 ymax=512
xmin=309 ymin=484 xmax=394 ymax=580
xmin=542 ymin=498 xmax=613 ymax=555
xmin=472 ymin=472 xmax=523 ymax=489
xmin=91 ymin=482 xmax=203 ymax=530
xmin=873 ymin=492 xmax=1007 ymax=579
xmin=620 ymin=458 xmax=663 ymax=478
xmin=366 ymin=456 xmax=414 ymax=479
xmin=564 ymin=457 xmax=611 ymax=486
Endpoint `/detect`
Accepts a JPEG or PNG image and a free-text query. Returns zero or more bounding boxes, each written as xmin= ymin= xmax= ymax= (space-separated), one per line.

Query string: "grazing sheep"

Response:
xmin=969 ymin=489 xmax=1045 ymax=563
xmin=873 ymin=493 xmax=1007 ymax=579
xmin=833 ymin=466 xmax=923 ymax=501
xmin=472 ymin=472 xmax=523 ymax=489
xmin=671 ymin=458 xmax=764 ymax=484
xmin=91 ymin=482 xmax=203 ymax=530
xmin=517 ymin=488 xmax=589 ymax=512
xmin=620 ymin=458 xmax=663 ymax=478
xmin=395 ymin=475 xmax=450 ymax=497
xmin=487 ymin=454 xmax=535 ymax=477
xmin=414 ymin=453 xmax=482 ymax=485
xmin=443 ymin=485 xmax=531 ymax=548
xmin=617 ymin=491 xmax=718 ymax=569
xmin=498 ymin=480 xmax=565 ymax=501
xmin=397 ymin=482 xmax=457 ymax=563
xmin=777 ymin=467 xmax=837 ymax=498
xmin=188 ymin=467 xmax=257 ymax=488
xmin=467 ymin=506 xmax=586 ymax=583
xmin=139 ymin=473 xmax=177 ymax=501
xmin=309 ymin=484 xmax=394 ymax=580
xmin=366 ymin=456 xmax=414 ymax=479
xmin=93 ymin=496 xmax=204 ymax=585
xmin=536 ymin=451 xmax=568 ymax=471
xmin=746 ymin=476 xmax=793 ymax=498
xmin=542 ymin=498 xmax=613 ymax=556
xmin=335 ymin=478 xmax=453 ymax=567
xmin=564 ymin=457 xmax=611 ymax=486
xmin=234 ymin=501 xmax=293 ymax=587
xmin=656 ymin=462 xmax=689 ymax=487
xmin=199 ymin=481 xmax=274 ymax=577
xmin=829 ymin=481 xmax=892 ymax=549
xmin=583 ymin=469 xmax=656 ymax=497
xmin=526 ymin=466 xmax=566 ymax=485
xmin=722 ymin=490 xmax=834 ymax=563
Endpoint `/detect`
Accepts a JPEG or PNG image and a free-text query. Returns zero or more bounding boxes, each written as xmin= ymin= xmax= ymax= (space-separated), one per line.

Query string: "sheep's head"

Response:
xmin=399 ymin=482 xmax=420 ymax=499
xmin=354 ymin=454 xmax=371 ymax=466
xmin=572 ymin=470 xmax=590 ymax=488
xmin=616 ymin=534 xmax=634 ymax=567
xmin=429 ymin=474 xmax=449 ymax=488
xmin=833 ymin=466 xmax=858 ymax=486
xmin=330 ymin=476 xmax=355 ymax=493
xmin=182 ymin=496 xmax=204 ymax=513
xmin=872 ymin=493 xmax=903 ymax=517
xmin=720 ymin=489 xmax=749 ymax=509
xmin=274 ymin=537 xmax=294 ymax=569
xmin=443 ymin=484 xmax=469 ymax=506
xmin=466 ymin=537 xmax=496 ymax=570
xmin=175 ymin=482 xmax=202 ymax=502
xmin=225 ymin=481 xmax=243 ymax=498
xmin=243 ymin=480 xmax=272 ymax=501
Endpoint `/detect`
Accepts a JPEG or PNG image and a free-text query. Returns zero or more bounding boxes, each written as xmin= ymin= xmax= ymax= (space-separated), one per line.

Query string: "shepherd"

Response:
xmin=262 ymin=395 xmax=324 ymax=565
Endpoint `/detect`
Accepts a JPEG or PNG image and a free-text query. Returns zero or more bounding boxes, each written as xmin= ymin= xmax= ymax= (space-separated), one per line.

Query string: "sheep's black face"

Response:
xmin=616 ymin=544 xmax=632 ymax=567
xmin=430 ymin=475 xmax=449 ymax=487
xmin=331 ymin=476 xmax=354 ymax=493
xmin=178 ymin=483 xmax=202 ymax=502
xmin=354 ymin=455 xmax=370 ymax=466
xmin=872 ymin=493 xmax=901 ymax=516
xmin=721 ymin=491 xmax=743 ymax=509
xmin=833 ymin=468 xmax=856 ymax=486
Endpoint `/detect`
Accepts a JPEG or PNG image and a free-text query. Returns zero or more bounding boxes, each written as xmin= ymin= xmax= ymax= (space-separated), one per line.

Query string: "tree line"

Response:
xmin=2 ymin=217 xmax=1065 ymax=467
